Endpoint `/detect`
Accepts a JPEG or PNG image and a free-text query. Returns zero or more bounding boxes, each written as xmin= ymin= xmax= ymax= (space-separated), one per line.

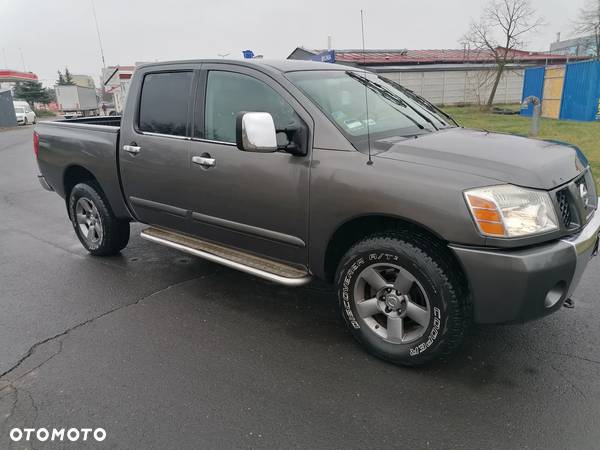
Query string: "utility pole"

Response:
xmin=91 ymin=0 xmax=106 ymax=68
xmin=19 ymin=48 xmax=26 ymax=71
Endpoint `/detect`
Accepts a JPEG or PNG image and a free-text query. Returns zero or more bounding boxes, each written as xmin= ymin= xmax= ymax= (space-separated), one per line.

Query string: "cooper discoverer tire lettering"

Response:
xmin=335 ymin=233 xmax=469 ymax=366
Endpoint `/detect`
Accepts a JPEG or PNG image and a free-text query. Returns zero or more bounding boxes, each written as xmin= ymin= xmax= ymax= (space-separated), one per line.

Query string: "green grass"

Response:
xmin=442 ymin=105 xmax=600 ymax=190
xmin=34 ymin=109 xmax=56 ymax=117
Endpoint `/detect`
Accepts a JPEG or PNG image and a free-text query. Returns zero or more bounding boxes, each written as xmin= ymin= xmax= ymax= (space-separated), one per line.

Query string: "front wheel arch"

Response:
xmin=323 ymin=214 xmax=457 ymax=281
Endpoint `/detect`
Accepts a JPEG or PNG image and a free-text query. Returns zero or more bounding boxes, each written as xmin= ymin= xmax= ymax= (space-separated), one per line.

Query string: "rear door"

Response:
xmin=119 ymin=68 xmax=196 ymax=230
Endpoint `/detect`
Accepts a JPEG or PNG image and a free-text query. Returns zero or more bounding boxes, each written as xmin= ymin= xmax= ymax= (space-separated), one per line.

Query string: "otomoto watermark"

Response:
xmin=9 ymin=427 xmax=106 ymax=443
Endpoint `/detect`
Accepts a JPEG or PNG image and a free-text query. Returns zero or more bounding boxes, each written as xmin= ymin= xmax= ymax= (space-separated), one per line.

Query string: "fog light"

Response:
xmin=544 ymin=281 xmax=566 ymax=308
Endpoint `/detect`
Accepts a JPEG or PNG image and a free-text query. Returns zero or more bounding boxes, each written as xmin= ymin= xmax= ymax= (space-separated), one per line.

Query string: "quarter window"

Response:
xmin=139 ymin=71 xmax=193 ymax=136
xmin=203 ymin=71 xmax=301 ymax=145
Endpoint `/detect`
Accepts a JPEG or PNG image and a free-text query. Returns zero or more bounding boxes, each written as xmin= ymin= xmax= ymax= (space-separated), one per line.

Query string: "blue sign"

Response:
xmin=309 ymin=50 xmax=335 ymax=63
xmin=242 ymin=50 xmax=255 ymax=59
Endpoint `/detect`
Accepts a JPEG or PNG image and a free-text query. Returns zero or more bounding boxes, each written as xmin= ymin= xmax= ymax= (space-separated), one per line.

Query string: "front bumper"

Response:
xmin=451 ymin=203 xmax=600 ymax=324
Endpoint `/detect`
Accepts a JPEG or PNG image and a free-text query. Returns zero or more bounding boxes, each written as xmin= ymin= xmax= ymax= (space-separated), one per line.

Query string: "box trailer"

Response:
xmin=55 ymin=85 xmax=99 ymax=118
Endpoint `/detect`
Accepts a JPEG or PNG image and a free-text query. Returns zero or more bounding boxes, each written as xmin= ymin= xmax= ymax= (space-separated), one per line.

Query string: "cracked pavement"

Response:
xmin=1 ymin=125 xmax=600 ymax=449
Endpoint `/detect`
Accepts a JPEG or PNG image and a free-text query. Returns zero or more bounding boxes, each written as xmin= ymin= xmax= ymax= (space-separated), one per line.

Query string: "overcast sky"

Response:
xmin=0 ymin=0 xmax=588 ymax=86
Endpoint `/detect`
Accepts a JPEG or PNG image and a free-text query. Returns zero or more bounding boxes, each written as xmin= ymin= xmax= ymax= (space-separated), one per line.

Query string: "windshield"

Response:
xmin=15 ymin=107 xmax=25 ymax=113
xmin=287 ymin=70 xmax=457 ymax=152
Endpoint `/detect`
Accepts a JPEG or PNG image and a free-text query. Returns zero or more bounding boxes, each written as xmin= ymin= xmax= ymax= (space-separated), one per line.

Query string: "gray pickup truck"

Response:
xmin=34 ymin=59 xmax=600 ymax=365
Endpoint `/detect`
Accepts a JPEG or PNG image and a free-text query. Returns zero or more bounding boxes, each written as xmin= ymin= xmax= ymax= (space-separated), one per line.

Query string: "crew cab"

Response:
xmin=34 ymin=59 xmax=600 ymax=365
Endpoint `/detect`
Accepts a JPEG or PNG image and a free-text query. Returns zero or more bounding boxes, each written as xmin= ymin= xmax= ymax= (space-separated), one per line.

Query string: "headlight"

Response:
xmin=464 ymin=185 xmax=558 ymax=238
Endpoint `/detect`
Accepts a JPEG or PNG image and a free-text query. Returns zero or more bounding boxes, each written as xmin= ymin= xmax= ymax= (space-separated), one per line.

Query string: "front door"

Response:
xmin=119 ymin=69 xmax=194 ymax=231
xmin=187 ymin=65 xmax=311 ymax=267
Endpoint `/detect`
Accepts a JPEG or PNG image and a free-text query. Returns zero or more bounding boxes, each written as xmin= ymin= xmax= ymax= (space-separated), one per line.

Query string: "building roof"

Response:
xmin=0 ymin=70 xmax=39 ymax=82
xmin=366 ymin=62 xmax=532 ymax=72
xmin=288 ymin=47 xmax=588 ymax=65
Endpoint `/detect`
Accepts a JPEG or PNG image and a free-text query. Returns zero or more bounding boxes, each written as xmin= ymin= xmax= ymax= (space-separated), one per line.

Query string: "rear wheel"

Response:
xmin=68 ymin=182 xmax=130 ymax=256
xmin=335 ymin=233 xmax=469 ymax=366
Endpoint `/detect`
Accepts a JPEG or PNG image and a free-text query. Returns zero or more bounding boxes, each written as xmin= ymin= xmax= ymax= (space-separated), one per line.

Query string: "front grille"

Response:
xmin=555 ymin=170 xmax=597 ymax=231
xmin=575 ymin=176 xmax=592 ymax=213
xmin=556 ymin=189 xmax=571 ymax=228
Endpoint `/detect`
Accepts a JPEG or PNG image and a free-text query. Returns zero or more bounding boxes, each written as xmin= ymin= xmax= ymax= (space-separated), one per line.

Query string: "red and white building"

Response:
xmin=0 ymin=69 xmax=39 ymax=93
xmin=102 ymin=65 xmax=135 ymax=113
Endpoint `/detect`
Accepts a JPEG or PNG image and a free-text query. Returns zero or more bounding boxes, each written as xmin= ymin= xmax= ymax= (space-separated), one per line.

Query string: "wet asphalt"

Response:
xmin=1 ymin=125 xmax=600 ymax=449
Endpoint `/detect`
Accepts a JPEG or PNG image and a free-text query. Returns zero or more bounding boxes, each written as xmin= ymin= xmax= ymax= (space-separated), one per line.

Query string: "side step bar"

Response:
xmin=140 ymin=227 xmax=311 ymax=287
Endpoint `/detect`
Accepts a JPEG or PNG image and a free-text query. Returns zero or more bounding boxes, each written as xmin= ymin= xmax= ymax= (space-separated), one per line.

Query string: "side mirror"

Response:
xmin=236 ymin=112 xmax=277 ymax=153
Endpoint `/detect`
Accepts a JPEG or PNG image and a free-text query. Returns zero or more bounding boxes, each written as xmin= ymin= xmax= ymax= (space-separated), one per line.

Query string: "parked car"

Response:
xmin=33 ymin=59 xmax=600 ymax=366
xmin=14 ymin=106 xmax=36 ymax=125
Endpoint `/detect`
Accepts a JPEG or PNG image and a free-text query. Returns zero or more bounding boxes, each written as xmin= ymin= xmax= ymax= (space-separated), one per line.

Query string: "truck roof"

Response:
xmin=136 ymin=59 xmax=354 ymax=73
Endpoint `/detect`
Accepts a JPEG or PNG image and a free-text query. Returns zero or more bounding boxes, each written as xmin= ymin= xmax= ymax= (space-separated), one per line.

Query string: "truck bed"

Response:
xmin=34 ymin=117 xmax=131 ymax=219
xmin=55 ymin=116 xmax=122 ymax=127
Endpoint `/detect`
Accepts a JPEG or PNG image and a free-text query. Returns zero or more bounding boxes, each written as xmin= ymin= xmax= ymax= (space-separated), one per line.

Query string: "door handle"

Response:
xmin=192 ymin=156 xmax=216 ymax=168
xmin=123 ymin=145 xmax=141 ymax=155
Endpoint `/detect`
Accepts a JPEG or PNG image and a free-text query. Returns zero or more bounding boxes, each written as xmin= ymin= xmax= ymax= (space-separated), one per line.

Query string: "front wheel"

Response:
xmin=335 ymin=233 xmax=469 ymax=366
xmin=68 ymin=182 xmax=130 ymax=256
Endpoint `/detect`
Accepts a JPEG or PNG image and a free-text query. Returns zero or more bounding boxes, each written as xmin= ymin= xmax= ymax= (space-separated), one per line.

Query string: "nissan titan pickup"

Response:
xmin=34 ymin=59 xmax=600 ymax=365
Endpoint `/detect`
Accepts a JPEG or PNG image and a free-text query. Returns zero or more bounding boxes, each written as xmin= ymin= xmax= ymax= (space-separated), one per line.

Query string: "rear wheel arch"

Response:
xmin=63 ymin=165 xmax=100 ymax=201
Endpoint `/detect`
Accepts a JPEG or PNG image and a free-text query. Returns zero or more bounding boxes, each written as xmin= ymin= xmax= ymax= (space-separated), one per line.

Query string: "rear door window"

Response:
xmin=138 ymin=71 xmax=193 ymax=137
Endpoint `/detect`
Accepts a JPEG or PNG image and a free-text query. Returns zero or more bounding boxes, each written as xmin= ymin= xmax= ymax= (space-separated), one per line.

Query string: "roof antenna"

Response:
xmin=361 ymin=10 xmax=373 ymax=166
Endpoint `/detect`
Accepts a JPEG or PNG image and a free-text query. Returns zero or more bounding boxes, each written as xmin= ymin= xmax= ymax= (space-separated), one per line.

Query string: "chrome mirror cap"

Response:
xmin=236 ymin=112 xmax=278 ymax=152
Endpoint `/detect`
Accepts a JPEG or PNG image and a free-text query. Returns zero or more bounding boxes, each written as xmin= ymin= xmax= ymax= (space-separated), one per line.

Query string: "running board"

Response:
xmin=140 ymin=227 xmax=311 ymax=286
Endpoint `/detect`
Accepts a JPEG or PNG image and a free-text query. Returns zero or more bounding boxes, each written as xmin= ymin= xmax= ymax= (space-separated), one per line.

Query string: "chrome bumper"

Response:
xmin=561 ymin=201 xmax=600 ymax=297
xmin=37 ymin=175 xmax=53 ymax=191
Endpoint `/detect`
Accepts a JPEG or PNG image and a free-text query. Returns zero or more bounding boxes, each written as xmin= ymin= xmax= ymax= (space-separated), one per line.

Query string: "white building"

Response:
xmin=288 ymin=48 xmax=585 ymax=105
xmin=102 ymin=65 xmax=135 ymax=113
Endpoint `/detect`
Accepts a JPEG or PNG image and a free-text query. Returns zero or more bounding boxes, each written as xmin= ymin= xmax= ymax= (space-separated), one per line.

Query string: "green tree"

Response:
xmin=13 ymin=81 xmax=52 ymax=107
xmin=56 ymin=67 xmax=75 ymax=86
xmin=64 ymin=67 xmax=74 ymax=85
xmin=44 ymin=87 xmax=56 ymax=103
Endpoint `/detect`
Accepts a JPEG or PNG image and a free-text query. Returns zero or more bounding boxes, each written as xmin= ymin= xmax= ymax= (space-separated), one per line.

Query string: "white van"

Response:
xmin=13 ymin=101 xmax=37 ymax=125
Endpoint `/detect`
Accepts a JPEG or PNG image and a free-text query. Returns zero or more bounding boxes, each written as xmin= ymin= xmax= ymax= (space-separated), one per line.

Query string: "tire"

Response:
xmin=68 ymin=182 xmax=130 ymax=256
xmin=335 ymin=233 xmax=469 ymax=366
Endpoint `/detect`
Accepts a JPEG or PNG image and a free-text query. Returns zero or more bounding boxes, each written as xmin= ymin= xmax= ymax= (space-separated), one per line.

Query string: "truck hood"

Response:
xmin=376 ymin=127 xmax=587 ymax=190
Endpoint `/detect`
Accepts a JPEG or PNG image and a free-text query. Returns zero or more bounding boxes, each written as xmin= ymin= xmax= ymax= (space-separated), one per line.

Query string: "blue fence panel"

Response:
xmin=560 ymin=60 xmax=600 ymax=122
xmin=521 ymin=66 xmax=545 ymax=117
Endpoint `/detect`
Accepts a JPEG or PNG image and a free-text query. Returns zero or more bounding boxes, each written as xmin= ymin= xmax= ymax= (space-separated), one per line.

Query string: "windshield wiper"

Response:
xmin=346 ymin=72 xmax=427 ymax=131
xmin=379 ymin=76 xmax=458 ymax=127
xmin=347 ymin=72 xmax=439 ymax=131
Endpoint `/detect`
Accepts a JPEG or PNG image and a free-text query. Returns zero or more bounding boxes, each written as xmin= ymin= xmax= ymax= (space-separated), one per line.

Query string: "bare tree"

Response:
xmin=573 ymin=0 xmax=600 ymax=58
xmin=463 ymin=0 xmax=544 ymax=108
